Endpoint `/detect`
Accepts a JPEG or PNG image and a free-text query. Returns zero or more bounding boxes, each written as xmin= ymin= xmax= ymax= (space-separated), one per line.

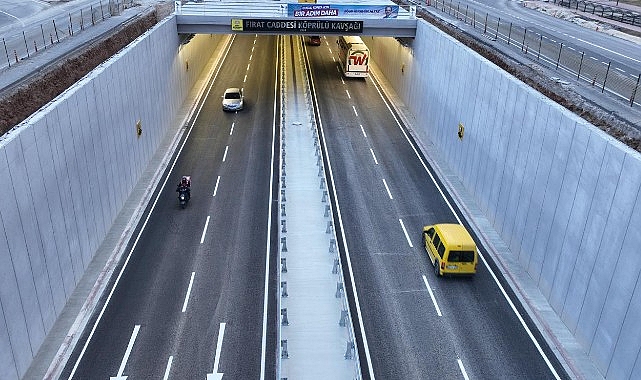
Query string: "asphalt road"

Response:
xmin=61 ymin=34 xmax=280 ymax=380
xmin=58 ymin=33 xmax=570 ymax=380
xmin=0 ymin=0 xmax=49 ymax=31
xmin=432 ymin=0 xmax=641 ymax=70
xmin=2 ymin=2 xmax=626 ymax=378
xmin=306 ymin=36 xmax=569 ymax=379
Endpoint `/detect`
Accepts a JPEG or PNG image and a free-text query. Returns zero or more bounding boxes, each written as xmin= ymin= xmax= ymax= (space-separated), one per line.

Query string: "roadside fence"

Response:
xmin=1 ymin=0 xmax=136 ymax=71
xmin=553 ymin=0 xmax=641 ymax=27
xmin=427 ymin=0 xmax=641 ymax=107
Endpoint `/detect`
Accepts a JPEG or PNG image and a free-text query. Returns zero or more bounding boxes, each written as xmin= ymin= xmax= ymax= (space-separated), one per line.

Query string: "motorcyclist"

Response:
xmin=176 ymin=176 xmax=191 ymax=200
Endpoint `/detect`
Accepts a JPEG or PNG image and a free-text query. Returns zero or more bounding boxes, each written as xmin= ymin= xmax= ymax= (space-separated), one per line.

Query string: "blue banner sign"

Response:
xmin=287 ymin=4 xmax=399 ymax=19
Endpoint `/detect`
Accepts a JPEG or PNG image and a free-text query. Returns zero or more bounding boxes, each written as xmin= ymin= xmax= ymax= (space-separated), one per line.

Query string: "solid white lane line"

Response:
xmin=222 ymin=146 xmax=229 ymax=162
xmin=422 ymin=275 xmax=443 ymax=316
xmin=371 ymin=74 xmax=563 ymax=379
xmin=368 ymin=36 xmax=560 ymax=379
xmin=481 ymin=247 xmax=562 ymax=379
xmin=114 ymin=325 xmax=141 ymax=378
xmin=163 ymin=356 xmax=173 ymax=380
xmin=369 ymin=148 xmax=379 ymax=165
xmin=346 ymin=89 xmax=351 ymax=99
xmin=352 ymin=105 xmax=358 ymax=116
xmin=382 ymin=179 xmax=393 ymax=199
xmin=457 ymin=359 xmax=470 ymax=380
xmin=230 ymin=122 xmax=235 ymax=135
xmin=181 ymin=272 xmax=195 ymax=313
xmin=66 ymin=35 xmax=237 ymax=380
xmin=260 ymin=40 xmax=279 ymax=380
xmin=313 ymin=85 xmax=375 ymax=380
xmin=370 ymin=69 xmax=471 ymax=224
xmin=200 ymin=216 xmax=210 ymax=244
xmin=213 ymin=176 xmax=221 ymax=197
xmin=376 ymin=71 xmax=560 ymax=379
xmin=360 ymin=125 xmax=367 ymax=138
xmin=399 ymin=219 xmax=413 ymax=248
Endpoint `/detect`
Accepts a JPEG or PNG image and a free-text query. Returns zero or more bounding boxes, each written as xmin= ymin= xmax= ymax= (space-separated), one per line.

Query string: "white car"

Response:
xmin=222 ymin=87 xmax=244 ymax=111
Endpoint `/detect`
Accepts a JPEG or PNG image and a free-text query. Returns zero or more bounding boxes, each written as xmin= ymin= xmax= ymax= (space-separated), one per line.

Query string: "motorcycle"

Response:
xmin=178 ymin=186 xmax=190 ymax=209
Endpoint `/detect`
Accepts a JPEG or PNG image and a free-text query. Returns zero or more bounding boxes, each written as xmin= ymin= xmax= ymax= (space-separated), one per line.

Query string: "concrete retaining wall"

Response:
xmin=0 ymin=17 xmax=222 ymax=380
xmin=366 ymin=22 xmax=641 ymax=379
xmin=2 ymin=13 xmax=639 ymax=380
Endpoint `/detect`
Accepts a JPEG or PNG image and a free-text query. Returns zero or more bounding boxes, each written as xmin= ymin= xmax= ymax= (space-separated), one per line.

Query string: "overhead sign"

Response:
xmin=232 ymin=19 xmax=363 ymax=33
xmin=288 ymin=4 xmax=399 ymax=19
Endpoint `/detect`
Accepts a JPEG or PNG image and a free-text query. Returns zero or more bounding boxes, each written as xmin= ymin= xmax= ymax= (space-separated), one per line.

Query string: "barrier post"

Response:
xmin=23 ymin=31 xmax=29 ymax=58
xmin=484 ymin=13 xmax=488 ymax=33
xmin=3 ymin=38 xmax=10 ymax=67
xmin=578 ymin=51 xmax=584 ymax=79
xmin=53 ymin=20 xmax=60 ymax=42
xmin=41 ymin=24 xmax=46 ymax=49
xmin=556 ymin=42 xmax=563 ymax=69
xmin=602 ymin=61 xmax=611 ymax=93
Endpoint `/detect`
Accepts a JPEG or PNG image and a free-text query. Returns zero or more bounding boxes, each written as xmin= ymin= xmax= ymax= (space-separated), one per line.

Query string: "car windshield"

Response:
xmin=225 ymin=92 xmax=241 ymax=100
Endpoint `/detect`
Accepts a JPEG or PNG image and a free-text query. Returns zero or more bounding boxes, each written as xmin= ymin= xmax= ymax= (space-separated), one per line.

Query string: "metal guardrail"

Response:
xmin=1 ymin=0 xmax=136 ymax=72
xmin=427 ymin=0 xmax=641 ymax=107
xmin=553 ymin=0 xmax=641 ymax=27
xmin=278 ymin=35 xmax=363 ymax=379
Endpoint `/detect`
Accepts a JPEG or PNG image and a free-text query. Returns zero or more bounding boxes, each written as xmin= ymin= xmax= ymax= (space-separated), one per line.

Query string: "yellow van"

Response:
xmin=422 ymin=224 xmax=478 ymax=276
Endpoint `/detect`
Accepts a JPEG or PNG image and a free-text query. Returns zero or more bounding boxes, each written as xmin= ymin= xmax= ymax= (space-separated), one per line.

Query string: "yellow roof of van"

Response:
xmin=433 ymin=224 xmax=476 ymax=250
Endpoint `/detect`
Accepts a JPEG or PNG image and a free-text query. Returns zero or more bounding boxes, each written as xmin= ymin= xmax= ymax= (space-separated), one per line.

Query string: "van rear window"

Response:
xmin=448 ymin=250 xmax=475 ymax=263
